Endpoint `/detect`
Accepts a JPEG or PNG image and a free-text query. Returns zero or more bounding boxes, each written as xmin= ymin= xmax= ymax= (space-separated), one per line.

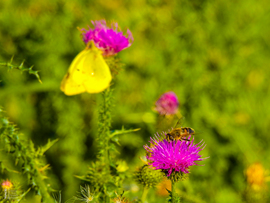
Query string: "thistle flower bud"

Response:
xmin=134 ymin=165 xmax=164 ymax=188
xmin=86 ymin=162 xmax=108 ymax=189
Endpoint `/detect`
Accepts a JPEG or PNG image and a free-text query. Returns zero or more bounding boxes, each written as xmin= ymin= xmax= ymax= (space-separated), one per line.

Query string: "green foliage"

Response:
xmin=75 ymin=90 xmax=139 ymax=201
xmin=0 ymin=108 xmax=56 ymax=202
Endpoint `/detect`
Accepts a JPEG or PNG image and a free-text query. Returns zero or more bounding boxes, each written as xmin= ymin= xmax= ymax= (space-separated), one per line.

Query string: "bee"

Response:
xmin=166 ymin=127 xmax=195 ymax=142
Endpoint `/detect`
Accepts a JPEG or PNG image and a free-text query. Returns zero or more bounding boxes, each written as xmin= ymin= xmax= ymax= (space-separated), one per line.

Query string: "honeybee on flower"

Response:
xmin=144 ymin=132 xmax=207 ymax=178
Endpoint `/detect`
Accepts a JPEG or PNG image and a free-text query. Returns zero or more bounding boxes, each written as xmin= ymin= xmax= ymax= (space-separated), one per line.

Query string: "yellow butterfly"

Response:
xmin=60 ymin=41 xmax=112 ymax=96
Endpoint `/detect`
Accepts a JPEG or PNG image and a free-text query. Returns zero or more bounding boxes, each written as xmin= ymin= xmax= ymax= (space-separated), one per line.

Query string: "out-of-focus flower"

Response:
xmin=116 ymin=160 xmax=129 ymax=172
xmin=112 ymin=193 xmax=132 ymax=203
xmin=1 ymin=180 xmax=13 ymax=190
xmin=1 ymin=180 xmax=18 ymax=200
xmin=144 ymin=133 xmax=206 ymax=177
xmin=155 ymin=92 xmax=179 ymax=115
xmin=244 ymin=163 xmax=270 ymax=202
xmin=246 ymin=162 xmax=269 ymax=191
xmin=81 ymin=20 xmax=134 ymax=57
xmin=156 ymin=178 xmax=171 ymax=196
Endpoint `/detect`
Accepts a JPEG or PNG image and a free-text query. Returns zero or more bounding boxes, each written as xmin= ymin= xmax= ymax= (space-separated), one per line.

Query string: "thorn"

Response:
xmin=19 ymin=60 xmax=25 ymax=68
xmin=10 ymin=56 xmax=14 ymax=63
xmin=139 ymin=157 xmax=149 ymax=165
xmin=38 ymin=164 xmax=50 ymax=172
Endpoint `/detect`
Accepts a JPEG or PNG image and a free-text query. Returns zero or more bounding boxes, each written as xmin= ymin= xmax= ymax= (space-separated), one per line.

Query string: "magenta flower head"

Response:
xmin=81 ymin=20 xmax=134 ymax=57
xmin=155 ymin=91 xmax=179 ymax=115
xmin=144 ymin=133 xmax=206 ymax=177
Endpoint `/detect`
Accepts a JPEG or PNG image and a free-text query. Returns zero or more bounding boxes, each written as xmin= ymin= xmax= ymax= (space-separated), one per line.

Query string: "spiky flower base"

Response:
xmin=85 ymin=161 xmax=109 ymax=189
xmin=135 ymin=165 xmax=164 ymax=188
xmin=165 ymin=170 xmax=189 ymax=182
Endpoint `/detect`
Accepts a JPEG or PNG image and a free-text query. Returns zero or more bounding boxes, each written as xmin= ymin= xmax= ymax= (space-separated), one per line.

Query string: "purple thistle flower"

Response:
xmin=81 ymin=20 xmax=134 ymax=56
xmin=144 ymin=133 xmax=206 ymax=177
xmin=155 ymin=91 xmax=179 ymax=115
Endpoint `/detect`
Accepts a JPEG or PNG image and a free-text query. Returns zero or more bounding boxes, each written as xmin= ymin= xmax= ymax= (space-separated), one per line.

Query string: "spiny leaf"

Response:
xmin=0 ymin=56 xmax=42 ymax=83
xmin=38 ymin=139 xmax=59 ymax=155
xmin=109 ymin=127 xmax=140 ymax=139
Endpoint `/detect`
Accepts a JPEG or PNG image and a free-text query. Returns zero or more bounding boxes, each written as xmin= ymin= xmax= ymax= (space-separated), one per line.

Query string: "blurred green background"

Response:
xmin=1 ymin=0 xmax=270 ymax=202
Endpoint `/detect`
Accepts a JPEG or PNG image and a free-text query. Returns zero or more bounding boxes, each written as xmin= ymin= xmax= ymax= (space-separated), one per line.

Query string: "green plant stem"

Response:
xmin=97 ymin=88 xmax=113 ymax=201
xmin=171 ymin=179 xmax=177 ymax=203
xmin=35 ymin=168 xmax=55 ymax=203
xmin=141 ymin=187 xmax=149 ymax=203
xmin=98 ymin=88 xmax=112 ymax=169
xmin=105 ymin=195 xmax=110 ymax=203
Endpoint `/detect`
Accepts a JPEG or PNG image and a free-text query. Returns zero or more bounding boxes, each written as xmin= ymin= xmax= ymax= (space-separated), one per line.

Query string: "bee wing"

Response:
xmin=173 ymin=116 xmax=185 ymax=129
xmin=156 ymin=114 xmax=184 ymax=133
xmin=156 ymin=114 xmax=174 ymax=132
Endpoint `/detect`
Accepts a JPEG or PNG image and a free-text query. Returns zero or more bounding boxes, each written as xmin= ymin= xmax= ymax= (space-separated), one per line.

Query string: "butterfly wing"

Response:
xmin=82 ymin=43 xmax=112 ymax=93
xmin=60 ymin=50 xmax=88 ymax=95
xmin=60 ymin=42 xmax=112 ymax=95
